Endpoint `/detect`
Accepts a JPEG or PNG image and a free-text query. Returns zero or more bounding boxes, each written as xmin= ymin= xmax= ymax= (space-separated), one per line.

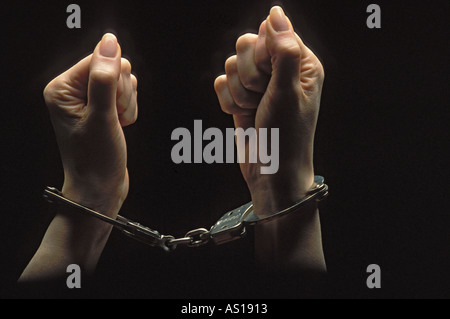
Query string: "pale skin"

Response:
xmin=19 ymin=6 xmax=326 ymax=283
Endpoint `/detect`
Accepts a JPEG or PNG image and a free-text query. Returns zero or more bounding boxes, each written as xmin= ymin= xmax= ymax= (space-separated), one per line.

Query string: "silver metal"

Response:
xmin=43 ymin=175 xmax=328 ymax=252
xmin=44 ymin=187 xmax=170 ymax=250
xmin=166 ymin=237 xmax=192 ymax=250
xmin=120 ymin=221 xmax=163 ymax=248
xmin=210 ymin=202 xmax=252 ymax=245
xmin=243 ymin=175 xmax=328 ymax=225
xmin=44 ymin=187 xmax=129 ymax=229
xmin=165 ymin=228 xmax=211 ymax=250
xmin=185 ymin=228 xmax=210 ymax=247
xmin=159 ymin=235 xmax=176 ymax=252
xmin=209 ymin=176 xmax=328 ymax=245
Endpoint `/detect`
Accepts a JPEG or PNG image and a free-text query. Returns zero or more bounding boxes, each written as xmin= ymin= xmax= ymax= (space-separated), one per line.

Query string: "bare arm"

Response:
xmin=215 ymin=7 xmax=326 ymax=272
xmin=19 ymin=33 xmax=138 ymax=282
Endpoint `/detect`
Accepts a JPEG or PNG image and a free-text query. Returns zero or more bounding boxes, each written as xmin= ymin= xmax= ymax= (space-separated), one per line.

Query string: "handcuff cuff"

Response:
xmin=43 ymin=176 xmax=328 ymax=252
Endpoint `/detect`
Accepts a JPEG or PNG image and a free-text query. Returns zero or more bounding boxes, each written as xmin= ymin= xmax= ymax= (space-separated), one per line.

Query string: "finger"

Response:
xmin=254 ymin=20 xmax=272 ymax=75
xmin=225 ymin=55 xmax=261 ymax=109
xmin=119 ymin=89 xmax=138 ymax=127
xmin=265 ymin=7 xmax=302 ymax=91
xmin=88 ymin=33 xmax=122 ymax=116
xmin=119 ymin=72 xmax=138 ymax=126
xmin=131 ymin=73 xmax=138 ymax=91
xmin=214 ymin=75 xmax=255 ymax=116
xmin=117 ymin=59 xmax=138 ymax=126
xmin=116 ymin=58 xmax=133 ymax=114
xmin=236 ymin=33 xmax=270 ymax=93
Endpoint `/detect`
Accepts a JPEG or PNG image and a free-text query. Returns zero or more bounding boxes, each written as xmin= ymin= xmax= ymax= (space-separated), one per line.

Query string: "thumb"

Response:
xmin=265 ymin=7 xmax=302 ymax=91
xmin=88 ymin=33 xmax=121 ymax=115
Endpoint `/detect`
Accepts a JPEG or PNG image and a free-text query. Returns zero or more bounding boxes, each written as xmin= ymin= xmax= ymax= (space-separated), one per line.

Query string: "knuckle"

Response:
xmin=233 ymin=93 xmax=253 ymax=109
xmin=233 ymin=95 xmax=245 ymax=108
xmin=254 ymin=55 xmax=264 ymax=69
xmin=217 ymin=97 xmax=231 ymax=114
xmin=236 ymin=33 xmax=257 ymax=53
xmin=255 ymin=55 xmax=272 ymax=74
xmin=276 ymin=41 xmax=302 ymax=60
xmin=221 ymin=100 xmax=240 ymax=115
xmin=224 ymin=55 xmax=237 ymax=74
xmin=220 ymin=103 xmax=233 ymax=115
xmin=89 ymin=69 xmax=118 ymax=86
xmin=214 ymin=75 xmax=225 ymax=93
xmin=131 ymin=74 xmax=138 ymax=90
xmin=236 ymin=65 xmax=269 ymax=93
xmin=120 ymin=108 xmax=138 ymax=127
xmin=222 ymin=109 xmax=232 ymax=115
xmin=121 ymin=58 xmax=132 ymax=74
xmin=240 ymin=74 xmax=260 ymax=92
xmin=126 ymin=113 xmax=138 ymax=126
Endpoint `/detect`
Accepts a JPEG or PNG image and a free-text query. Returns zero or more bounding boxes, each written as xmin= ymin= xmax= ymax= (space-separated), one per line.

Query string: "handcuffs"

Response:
xmin=44 ymin=176 xmax=328 ymax=252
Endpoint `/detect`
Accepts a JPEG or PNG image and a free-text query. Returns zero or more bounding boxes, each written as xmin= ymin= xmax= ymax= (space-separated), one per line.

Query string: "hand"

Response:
xmin=19 ymin=34 xmax=138 ymax=281
xmin=43 ymin=33 xmax=138 ymax=218
xmin=214 ymin=7 xmax=324 ymax=216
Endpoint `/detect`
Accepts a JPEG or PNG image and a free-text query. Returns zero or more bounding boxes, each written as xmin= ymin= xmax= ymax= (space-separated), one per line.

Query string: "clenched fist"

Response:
xmin=43 ymin=33 xmax=138 ymax=218
xmin=20 ymin=34 xmax=138 ymax=280
xmin=215 ymin=7 xmax=324 ymax=217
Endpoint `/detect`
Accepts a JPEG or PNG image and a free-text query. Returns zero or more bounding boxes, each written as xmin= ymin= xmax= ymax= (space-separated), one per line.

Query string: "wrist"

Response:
xmin=248 ymin=165 xmax=314 ymax=217
xmin=62 ymin=170 xmax=129 ymax=219
xmin=33 ymin=179 xmax=128 ymax=276
xmin=19 ymin=176 xmax=128 ymax=282
xmin=51 ymin=175 xmax=129 ymax=257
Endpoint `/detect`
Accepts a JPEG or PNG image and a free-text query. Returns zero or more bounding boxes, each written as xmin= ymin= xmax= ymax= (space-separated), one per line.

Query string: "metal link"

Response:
xmin=166 ymin=237 xmax=192 ymax=250
xmin=159 ymin=235 xmax=176 ymax=252
xmin=185 ymin=228 xmax=210 ymax=248
xmin=164 ymin=228 xmax=210 ymax=251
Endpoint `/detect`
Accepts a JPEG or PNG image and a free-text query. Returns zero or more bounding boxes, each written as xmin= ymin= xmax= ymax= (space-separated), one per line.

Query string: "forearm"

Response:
xmin=254 ymin=202 xmax=326 ymax=272
xmin=18 ymin=185 xmax=122 ymax=283
xmin=20 ymin=32 xmax=133 ymax=285
xmin=251 ymin=171 xmax=327 ymax=272
xmin=19 ymin=215 xmax=112 ymax=283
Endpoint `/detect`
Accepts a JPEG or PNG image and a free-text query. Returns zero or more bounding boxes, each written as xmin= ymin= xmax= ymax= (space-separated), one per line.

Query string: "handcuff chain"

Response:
xmin=43 ymin=175 xmax=328 ymax=253
xmin=163 ymin=228 xmax=211 ymax=251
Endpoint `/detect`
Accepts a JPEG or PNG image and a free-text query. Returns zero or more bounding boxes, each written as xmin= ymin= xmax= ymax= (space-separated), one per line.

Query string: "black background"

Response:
xmin=1 ymin=0 xmax=449 ymax=299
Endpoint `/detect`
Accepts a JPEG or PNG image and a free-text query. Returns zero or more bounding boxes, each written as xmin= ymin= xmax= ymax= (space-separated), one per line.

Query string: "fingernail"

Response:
xmin=100 ymin=33 xmax=118 ymax=57
xmin=270 ymin=6 xmax=289 ymax=32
